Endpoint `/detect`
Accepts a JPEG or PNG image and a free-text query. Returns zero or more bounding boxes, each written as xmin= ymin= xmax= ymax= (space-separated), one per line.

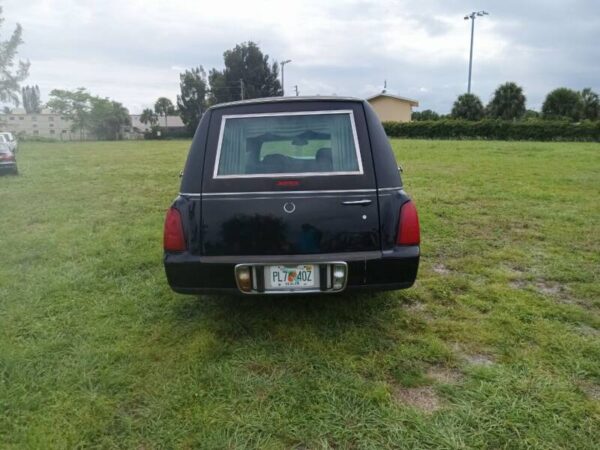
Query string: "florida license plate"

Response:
xmin=266 ymin=264 xmax=318 ymax=290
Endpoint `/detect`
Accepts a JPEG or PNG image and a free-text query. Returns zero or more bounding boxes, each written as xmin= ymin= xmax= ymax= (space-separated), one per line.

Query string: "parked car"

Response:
xmin=164 ymin=96 xmax=420 ymax=294
xmin=0 ymin=132 xmax=17 ymax=153
xmin=0 ymin=146 xmax=17 ymax=175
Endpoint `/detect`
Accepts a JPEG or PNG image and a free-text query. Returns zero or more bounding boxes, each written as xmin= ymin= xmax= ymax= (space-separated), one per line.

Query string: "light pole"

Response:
xmin=280 ymin=59 xmax=291 ymax=96
xmin=464 ymin=11 xmax=488 ymax=94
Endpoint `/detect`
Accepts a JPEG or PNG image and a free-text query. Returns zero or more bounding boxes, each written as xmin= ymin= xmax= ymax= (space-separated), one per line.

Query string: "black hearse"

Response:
xmin=164 ymin=96 xmax=420 ymax=294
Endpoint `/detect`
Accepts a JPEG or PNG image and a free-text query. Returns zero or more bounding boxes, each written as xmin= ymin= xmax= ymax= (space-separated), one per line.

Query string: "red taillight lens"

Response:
xmin=163 ymin=207 xmax=186 ymax=252
xmin=396 ymin=201 xmax=420 ymax=246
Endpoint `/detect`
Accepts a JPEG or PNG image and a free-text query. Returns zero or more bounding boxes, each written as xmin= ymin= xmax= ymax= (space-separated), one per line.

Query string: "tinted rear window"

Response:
xmin=213 ymin=110 xmax=363 ymax=178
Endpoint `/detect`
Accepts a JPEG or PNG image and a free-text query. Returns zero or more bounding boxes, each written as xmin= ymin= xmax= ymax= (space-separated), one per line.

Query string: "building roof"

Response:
xmin=366 ymin=92 xmax=419 ymax=107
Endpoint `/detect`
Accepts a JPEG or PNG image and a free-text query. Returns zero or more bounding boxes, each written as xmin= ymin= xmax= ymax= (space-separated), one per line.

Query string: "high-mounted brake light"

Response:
xmin=163 ymin=207 xmax=186 ymax=252
xmin=276 ymin=180 xmax=300 ymax=187
xmin=396 ymin=201 xmax=420 ymax=246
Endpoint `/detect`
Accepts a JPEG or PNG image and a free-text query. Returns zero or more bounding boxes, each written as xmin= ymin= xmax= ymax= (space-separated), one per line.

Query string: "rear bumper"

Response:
xmin=164 ymin=247 xmax=419 ymax=295
xmin=0 ymin=161 xmax=17 ymax=172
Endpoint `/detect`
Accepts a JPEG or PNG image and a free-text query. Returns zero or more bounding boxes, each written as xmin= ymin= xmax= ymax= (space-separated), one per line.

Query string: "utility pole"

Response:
xmin=240 ymin=79 xmax=245 ymax=100
xmin=464 ymin=11 xmax=489 ymax=94
xmin=294 ymin=85 xmax=299 ymax=96
xmin=280 ymin=59 xmax=291 ymax=96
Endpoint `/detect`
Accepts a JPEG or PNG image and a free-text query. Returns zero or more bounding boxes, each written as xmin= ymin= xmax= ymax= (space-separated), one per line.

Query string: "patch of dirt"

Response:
xmin=432 ymin=263 xmax=450 ymax=275
xmin=451 ymin=343 xmax=496 ymax=367
xmin=246 ymin=362 xmax=278 ymax=376
xmin=393 ymin=386 xmax=441 ymax=413
xmin=534 ymin=281 xmax=578 ymax=305
xmin=534 ymin=281 xmax=564 ymax=296
xmin=579 ymin=382 xmax=600 ymax=401
xmin=291 ymin=444 xmax=309 ymax=450
xmin=464 ymin=353 xmax=495 ymax=366
xmin=427 ymin=366 xmax=463 ymax=384
xmin=404 ymin=301 xmax=426 ymax=312
xmin=509 ymin=279 xmax=528 ymax=289
xmin=507 ymin=265 xmax=526 ymax=276
xmin=509 ymin=279 xmax=576 ymax=304
xmin=576 ymin=324 xmax=599 ymax=337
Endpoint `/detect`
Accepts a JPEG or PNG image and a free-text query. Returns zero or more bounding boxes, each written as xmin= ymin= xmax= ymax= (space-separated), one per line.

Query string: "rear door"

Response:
xmin=200 ymin=100 xmax=380 ymax=256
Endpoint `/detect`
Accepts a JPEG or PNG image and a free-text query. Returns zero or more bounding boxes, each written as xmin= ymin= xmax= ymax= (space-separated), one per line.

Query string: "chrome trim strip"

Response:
xmin=179 ymin=187 xmax=402 ymax=197
xmin=198 ymin=189 xmax=376 ymax=197
xmin=196 ymin=251 xmax=383 ymax=264
xmin=203 ymin=195 xmax=375 ymax=201
xmin=378 ymin=186 xmax=403 ymax=192
xmin=341 ymin=199 xmax=372 ymax=206
xmin=212 ymin=110 xmax=363 ymax=179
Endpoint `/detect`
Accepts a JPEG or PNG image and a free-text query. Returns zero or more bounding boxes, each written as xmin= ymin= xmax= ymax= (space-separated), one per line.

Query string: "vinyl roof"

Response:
xmin=209 ymin=96 xmax=364 ymax=109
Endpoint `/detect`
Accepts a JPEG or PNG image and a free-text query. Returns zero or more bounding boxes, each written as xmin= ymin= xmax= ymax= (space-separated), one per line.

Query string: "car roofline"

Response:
xmin=208 ymin=96 xmax=365 ymax=110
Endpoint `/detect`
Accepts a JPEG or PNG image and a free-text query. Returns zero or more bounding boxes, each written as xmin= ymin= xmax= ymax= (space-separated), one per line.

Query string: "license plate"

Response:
xmin=266 ymin=264 xmax=317 ymax=290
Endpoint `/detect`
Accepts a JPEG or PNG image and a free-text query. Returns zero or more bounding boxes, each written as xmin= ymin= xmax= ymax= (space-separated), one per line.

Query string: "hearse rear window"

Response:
xmin=213 ymin=110 xmax=363 ymax=178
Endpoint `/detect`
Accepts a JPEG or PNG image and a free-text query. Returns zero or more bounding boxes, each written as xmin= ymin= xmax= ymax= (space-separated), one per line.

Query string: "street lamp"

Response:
xmin=280 ymin=59 xmax=292 ymax=96
xmin=464 ymin=11 xmax=489 ymax=94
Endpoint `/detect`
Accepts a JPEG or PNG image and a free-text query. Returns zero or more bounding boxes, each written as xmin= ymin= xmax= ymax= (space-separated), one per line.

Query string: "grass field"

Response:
xmin=1 ymin=139 xmax=599 ymax=449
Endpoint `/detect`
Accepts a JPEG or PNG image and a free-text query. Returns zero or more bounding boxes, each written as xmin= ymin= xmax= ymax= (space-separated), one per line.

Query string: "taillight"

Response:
xmin=163 ymin=207 xmax=186 ymax=252
xmin=396 ymin=201 xmax=420 ymax=246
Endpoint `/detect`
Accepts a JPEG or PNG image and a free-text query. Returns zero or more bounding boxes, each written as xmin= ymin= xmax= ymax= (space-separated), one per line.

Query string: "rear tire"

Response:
xmin=11 ymin=167 xmax=19 ymax=175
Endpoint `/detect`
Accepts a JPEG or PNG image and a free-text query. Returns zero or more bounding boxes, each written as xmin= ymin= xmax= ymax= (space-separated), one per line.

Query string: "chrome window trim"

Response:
xmin=212 ymin=110 xmax=364 ymax=179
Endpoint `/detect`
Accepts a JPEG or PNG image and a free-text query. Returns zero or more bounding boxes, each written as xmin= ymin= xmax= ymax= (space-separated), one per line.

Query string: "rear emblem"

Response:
xmin=283 ymin=202 xmax=296 ymax=214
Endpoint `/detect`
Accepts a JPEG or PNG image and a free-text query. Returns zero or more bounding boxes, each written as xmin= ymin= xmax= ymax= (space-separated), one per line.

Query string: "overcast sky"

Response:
xmin=4 ymin=0 xmax=599 ymax=114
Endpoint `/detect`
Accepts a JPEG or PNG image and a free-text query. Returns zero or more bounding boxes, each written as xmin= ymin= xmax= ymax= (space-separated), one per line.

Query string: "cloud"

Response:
xmin=3 ymin=0 xmax=599 ymax=113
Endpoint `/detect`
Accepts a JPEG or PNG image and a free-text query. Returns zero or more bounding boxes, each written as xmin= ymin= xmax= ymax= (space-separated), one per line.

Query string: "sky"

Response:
xmin=3 ymin=0 xmax=599 ymax=114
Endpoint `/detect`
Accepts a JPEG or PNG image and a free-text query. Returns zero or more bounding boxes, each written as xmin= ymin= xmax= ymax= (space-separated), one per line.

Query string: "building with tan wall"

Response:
xmin=366 ymin=93 xmax=419 ymax=122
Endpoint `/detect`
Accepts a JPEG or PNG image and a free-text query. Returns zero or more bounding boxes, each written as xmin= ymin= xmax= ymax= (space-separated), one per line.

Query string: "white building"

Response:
xmin=0 ymin=109 xmax=185 ymax=140
xmin=128 ymin=114 xmax=185 ymax=137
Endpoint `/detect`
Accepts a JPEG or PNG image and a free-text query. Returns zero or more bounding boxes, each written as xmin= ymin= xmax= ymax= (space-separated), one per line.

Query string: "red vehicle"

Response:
xmin=0 ymin=147 xmax=17 ymax=175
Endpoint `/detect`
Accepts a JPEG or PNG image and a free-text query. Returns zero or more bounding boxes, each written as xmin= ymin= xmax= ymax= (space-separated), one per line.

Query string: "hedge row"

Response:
xmin=382 ymin=119 xmax=600 ymax=141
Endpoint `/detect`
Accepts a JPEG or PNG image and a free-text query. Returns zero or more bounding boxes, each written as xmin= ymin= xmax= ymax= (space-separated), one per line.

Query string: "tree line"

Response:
xmin=138 ymin=41 xmax=283 ymax=135
xmin=413 ymin=83 xmax=600 ymax=122
xmin=0 ymin=7 xmax=131 ymax=140
xmin=1 ymin=4 xmax=597 ymax=142
xmin=45 ymin=88 xmax=130 ymax=140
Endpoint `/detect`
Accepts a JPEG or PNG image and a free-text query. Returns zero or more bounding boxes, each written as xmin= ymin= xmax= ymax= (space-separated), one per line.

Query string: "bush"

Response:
xmin=412 ymin=109 xmax=440 ymax=121
xmin=382 ymin=119 xmax=600 ymax=141
xmin=18 ymin=135 xmax=60 ymax=143
xmin=144 ymin=126 xmax=192 ymax=140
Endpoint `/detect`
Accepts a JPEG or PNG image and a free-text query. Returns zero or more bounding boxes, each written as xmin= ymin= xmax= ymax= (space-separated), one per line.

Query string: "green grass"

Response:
xmin=1 ymin=139 xmax=599 ymax=449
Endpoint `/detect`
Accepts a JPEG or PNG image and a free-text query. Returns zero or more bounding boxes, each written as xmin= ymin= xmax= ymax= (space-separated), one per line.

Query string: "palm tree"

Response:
xmin=580 ymin=88 xmax=600 ymax=120
xmin=542 ymin=88 xmax=583 ymax=121
xmin=154 ymin=97 xmax=174 ymax=128
xmin=486 ymin=82 xmax=526 ymax=120
xmin=139 ymin=108 xmax=158 ymax=126
xmin=451 ymin=93 xmax=485 ymax=121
